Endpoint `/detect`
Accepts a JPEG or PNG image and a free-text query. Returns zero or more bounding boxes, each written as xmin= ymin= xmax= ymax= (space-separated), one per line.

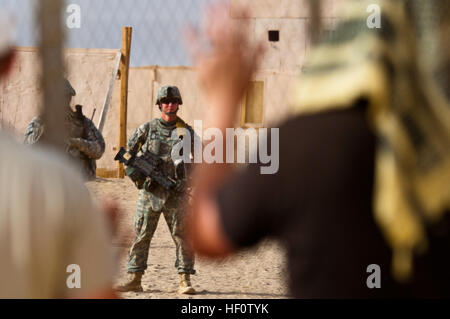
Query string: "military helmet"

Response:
xmin=64 ymin=78 xmax=76 ymax=97
xmin=156 ymin=85 xmax=183 ymax=105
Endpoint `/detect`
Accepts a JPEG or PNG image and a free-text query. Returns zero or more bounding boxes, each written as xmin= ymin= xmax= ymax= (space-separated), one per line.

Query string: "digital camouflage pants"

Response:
xmin=126 ymin=190 xmax=195 ymax=274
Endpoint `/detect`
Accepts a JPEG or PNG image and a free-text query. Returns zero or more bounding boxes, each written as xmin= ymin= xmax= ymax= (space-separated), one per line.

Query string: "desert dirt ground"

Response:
xmin=86 ymin=177 xmax=289 ymax=299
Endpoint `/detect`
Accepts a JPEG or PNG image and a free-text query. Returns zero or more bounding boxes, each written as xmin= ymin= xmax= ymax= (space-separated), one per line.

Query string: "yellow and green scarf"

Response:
xmin=291 ymin=0 xmax=450 ymax=281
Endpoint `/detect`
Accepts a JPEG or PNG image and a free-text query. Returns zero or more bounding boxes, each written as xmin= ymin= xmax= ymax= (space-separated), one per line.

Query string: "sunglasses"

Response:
xmin=160 ymin=98 xmax=180 ymax=104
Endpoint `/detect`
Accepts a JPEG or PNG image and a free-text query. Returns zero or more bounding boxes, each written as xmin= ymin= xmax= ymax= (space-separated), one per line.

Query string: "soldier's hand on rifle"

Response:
xmin=64 ymin=138 xmax=83 ymax=157
xmin=144 ymin=177 xmax=153 ymax=192
xmin=174 ymin=179 xmax=185 ymax=193
xmin=66 ymin=137 xmax=81 ymax=149
xmin=125 ymin=166 xmax=146 ymax=189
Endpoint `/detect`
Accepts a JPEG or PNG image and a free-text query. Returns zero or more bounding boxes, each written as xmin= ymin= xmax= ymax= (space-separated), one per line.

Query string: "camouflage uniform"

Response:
xmin=125 ymin=116 xmax=196 ymax=275
xmin=23 ymin=80 xmax=105 ymax=181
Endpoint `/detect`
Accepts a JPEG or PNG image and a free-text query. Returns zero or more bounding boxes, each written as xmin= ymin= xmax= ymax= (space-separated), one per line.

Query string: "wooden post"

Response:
xmin=38 ymin=0 xmax=67 ymax=150
xmin=118 ymin=26 xmax=132 ymax=178
xmin=309 ymin=0 xmax=321 ymax=45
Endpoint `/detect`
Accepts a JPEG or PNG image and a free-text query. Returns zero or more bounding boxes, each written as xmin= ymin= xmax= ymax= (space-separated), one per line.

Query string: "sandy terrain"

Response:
xmin=86 ymin=177 xmax=289 ymax=299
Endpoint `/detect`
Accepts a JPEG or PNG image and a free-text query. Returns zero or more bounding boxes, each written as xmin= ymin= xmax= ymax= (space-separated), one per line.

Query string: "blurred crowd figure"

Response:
xmin=0 ymin=13 xmax=116 ymax=299
xmin=187 ymin=0 xmax=450 ymax=298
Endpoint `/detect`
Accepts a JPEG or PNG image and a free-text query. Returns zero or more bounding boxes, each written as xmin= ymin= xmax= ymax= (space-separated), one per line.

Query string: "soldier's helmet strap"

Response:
xmin=175 ymin=117 xmax=187 ymax=139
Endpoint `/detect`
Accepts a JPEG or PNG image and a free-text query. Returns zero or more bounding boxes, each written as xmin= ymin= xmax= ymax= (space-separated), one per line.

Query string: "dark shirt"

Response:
xmin=216 ymin=104 xmax=450 ymax=298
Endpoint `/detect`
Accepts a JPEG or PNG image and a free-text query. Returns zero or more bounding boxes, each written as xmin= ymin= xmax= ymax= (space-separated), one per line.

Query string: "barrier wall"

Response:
xmin=0 ymin=47 xmax=120 ymax=138
xmin=0 ymin=47 xmax=299 ymax=174
xmin=99 ymin=66 xmax=297 ymax=172
xmin=0 ymin=50 xmax=218 ymax=172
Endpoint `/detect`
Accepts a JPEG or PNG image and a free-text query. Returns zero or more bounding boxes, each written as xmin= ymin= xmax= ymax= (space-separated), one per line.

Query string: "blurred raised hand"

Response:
xmin=185 ymin=1 xmax=265 ymax=127
xmin=101 ymin=198 xmax=120 ymax=237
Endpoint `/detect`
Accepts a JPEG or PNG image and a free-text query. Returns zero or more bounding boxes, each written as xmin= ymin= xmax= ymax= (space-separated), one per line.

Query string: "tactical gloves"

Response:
xmin=126 ymin=166 xmax=146 ymax=189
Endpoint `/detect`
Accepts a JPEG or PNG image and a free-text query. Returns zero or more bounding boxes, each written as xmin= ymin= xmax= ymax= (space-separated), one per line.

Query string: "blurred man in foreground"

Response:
xmin=0 ymin=13 xmax=116 ymax=299
xmin=187 ymin=1 xmax=450 ymax=298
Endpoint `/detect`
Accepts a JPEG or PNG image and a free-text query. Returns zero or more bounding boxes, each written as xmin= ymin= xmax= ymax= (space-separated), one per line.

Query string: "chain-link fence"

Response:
xmin=0 ymin=0 xmax=343 ymax=177
xmin=0 ymin=0 xmax=450 ymax=297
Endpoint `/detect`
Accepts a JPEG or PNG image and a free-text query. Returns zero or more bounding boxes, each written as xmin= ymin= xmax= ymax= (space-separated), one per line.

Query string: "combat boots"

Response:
xmin=115 ymin=272 xmax=144 ymax=292
xmin=178 ymin=273 xmax=196 ymax=294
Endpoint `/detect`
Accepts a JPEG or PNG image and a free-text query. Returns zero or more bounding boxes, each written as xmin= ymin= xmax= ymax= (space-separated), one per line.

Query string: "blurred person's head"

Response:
xmin=291 ymin=0 xmax=450 ymax=282
xmin=314 ymin=0 xmax=448 ymax=96
xmin=404 ymin=0 xmax=449 ymax=97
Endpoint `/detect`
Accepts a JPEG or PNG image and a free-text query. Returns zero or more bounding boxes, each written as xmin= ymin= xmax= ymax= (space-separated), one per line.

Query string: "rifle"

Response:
xmin=114 ymin=147 xmax=179 ymax=191
xmin=91 ymin=108 xmax=96 ymax=121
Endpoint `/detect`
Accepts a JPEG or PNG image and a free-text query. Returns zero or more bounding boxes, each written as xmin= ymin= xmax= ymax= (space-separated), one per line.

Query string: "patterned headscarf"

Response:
xmin=291 ymin=0 xmax=450 ymax=281
xmin=0 ymin=10 xmax=14 ymax=58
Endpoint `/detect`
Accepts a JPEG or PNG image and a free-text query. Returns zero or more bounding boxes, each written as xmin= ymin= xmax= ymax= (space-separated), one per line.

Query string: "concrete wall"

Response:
xmin=232 ymin=0 xmax=341 ymax=73
xmin=234 ymin=18 xmax=308 ymax=73
xmin=0 ymin=47 xmax=120 ymax=138
xmin=230 ymin=0 xmax=342 ymax=19
xmin=99 ymin=66 xmax=296 ymax=171
xmin=0 ymin=47 xmax=41 ymax=136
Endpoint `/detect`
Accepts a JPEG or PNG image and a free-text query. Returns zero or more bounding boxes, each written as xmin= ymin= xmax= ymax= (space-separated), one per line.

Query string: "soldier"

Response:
xmin=23 ymin=78 xmax=105 ymax=181
xmin=116 ymin=85 xmax=197 ymax=294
